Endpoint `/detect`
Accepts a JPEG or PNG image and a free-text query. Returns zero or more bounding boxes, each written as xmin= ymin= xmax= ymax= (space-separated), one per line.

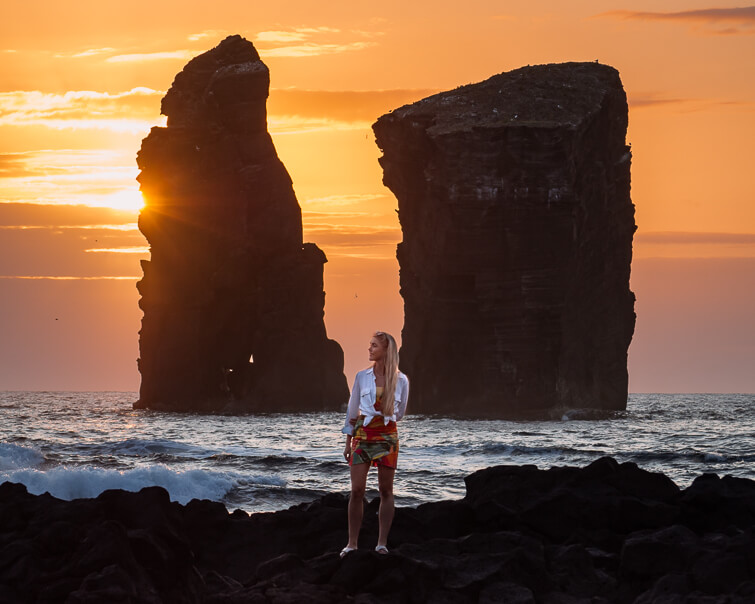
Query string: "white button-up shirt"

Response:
xmin=341 ymin=367 xmax=409 ymax=436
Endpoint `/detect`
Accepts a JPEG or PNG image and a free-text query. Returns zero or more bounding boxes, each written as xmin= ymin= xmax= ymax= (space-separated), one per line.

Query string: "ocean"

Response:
xmin=1 ymin=392 xmax=753 ymax=513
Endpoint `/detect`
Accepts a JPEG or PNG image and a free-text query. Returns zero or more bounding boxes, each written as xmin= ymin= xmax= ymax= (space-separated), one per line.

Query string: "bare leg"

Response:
xmin=376 ymin=465 xmax=396 ymax=548
xmin=347 ymin=463 xmax=369 ymax=548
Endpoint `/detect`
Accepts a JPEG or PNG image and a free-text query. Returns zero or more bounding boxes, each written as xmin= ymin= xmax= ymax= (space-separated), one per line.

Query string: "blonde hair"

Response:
xmin=374 ymin=331 xmax=399 ymax=416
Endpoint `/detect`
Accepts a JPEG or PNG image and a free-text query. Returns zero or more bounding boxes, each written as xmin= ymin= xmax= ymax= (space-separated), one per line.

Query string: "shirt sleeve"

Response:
xmin=394 ymin=374 xmax=409 ymax=421
xmin=342 ymin=373 xmax=361 ymax=435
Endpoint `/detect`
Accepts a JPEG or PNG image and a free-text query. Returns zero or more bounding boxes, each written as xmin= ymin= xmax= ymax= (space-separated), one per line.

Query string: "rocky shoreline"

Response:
xmin=2 ymin=457 xmax=754 ymax=603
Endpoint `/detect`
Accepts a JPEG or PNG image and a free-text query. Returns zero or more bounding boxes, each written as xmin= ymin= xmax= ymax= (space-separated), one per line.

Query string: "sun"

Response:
xmin=94 ymin=189 xmax=146 ymax=212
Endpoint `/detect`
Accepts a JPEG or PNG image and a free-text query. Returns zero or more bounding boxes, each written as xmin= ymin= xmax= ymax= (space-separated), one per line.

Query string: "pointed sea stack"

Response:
xmin=373 ymin=62 xmax=636 ymax=416
xmin=134 ymin=35 xmax=348 ymax=411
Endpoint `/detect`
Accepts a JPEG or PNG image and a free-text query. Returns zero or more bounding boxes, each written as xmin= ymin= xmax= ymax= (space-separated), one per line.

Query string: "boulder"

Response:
xmin=3 ymin=459 xmax=754 ymax=602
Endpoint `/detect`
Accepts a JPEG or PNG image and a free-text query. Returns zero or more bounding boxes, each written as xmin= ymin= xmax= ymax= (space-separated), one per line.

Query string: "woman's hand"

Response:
xmin=343 ymin=439 xmax=352 ymax=462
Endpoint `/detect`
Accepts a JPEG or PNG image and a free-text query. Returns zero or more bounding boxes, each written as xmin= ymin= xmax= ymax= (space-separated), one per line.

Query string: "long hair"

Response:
xmin=374 ymin=331 xmax=399 ymax=416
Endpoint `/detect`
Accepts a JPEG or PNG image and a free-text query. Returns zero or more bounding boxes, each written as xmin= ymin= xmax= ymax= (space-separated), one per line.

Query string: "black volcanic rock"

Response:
xmin=2 ymin=459 xmax=755 ymax=602
xmin=134 ymin=35 xmax=348 ymax=411
xmin=373 ymin=62 xmax=636 ymax=416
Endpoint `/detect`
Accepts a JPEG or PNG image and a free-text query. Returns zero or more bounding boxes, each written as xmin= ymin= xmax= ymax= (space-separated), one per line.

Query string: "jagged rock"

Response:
xmin=373 ymin=62 xmax=636 ymax=416
xmin=134 ymin=35 xmax=348 ymax=411
xmin=2 ymin=459 xmax=754 ymax=602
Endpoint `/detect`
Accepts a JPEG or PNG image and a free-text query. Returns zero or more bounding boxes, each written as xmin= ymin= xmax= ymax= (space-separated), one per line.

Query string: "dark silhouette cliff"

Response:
xmin=373 ymin=62 xmax=636 ymax=416
xmin=134 ymin=35 xmax=348 ymax=411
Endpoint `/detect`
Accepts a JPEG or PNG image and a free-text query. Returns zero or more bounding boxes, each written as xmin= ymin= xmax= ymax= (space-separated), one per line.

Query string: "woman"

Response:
xmin=340 ymin=331 xmax=409 ymax=557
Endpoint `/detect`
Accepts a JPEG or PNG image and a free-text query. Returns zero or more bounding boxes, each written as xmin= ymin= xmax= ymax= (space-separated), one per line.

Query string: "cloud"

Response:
xmin=0 ymin=153 xmax=34 ymax=177
xmin=261 ymin=42 xmax=376 ymax=58
xmin=0 ymin=276 xmax=139 ymax=280
xmin=256 ymin=31 xmax=310 ymax=44
xmin=84 ymin=246 xmax=150 ymax=254
xmin=596 ymin=6 xmax=755 ymax=35
xmin=303 ymin=224 xmax=400 ymax=248
xmin=105 ymin=50 xmax=196 ymax=63
xmin=256 ymin=27 xmax=342 ymax=44
xmin=255 ymin=26 xmax=378 ymax=58
xmin=634 ymin=231 xmax=755 ymax=259
xmin=55 ymin=47 xmax=117 ymax=59
xmin=267 ymin=115 xmax=369 ymax=134
xmin=0 ymin=200 xmax=137 ymax=228
xmin=303 ymin=211 xmax=375 ymax=221
xmin=629 ymin=96 xmax=690 ymax=109
xmin=302 ymin=194 xmax=390 ymax=207
xmin=0 ymin=86 xmax=434 ymax=136
xmin=628 ymin=94 xmax=754 ymax=112
xmin=269 ymin=89 xmax=437 ymax=123
xmin=0 ymin=224 xmax=147 ymax=278
xmin=636 ymin=231 xmax=755 ymax=244
xmin=187 ymin=30 xmax=229 ymax=42
xmin=0 ymin=150 xmax=142 ymax=211
xmin=0 ymin=88 xmax=163 ymax=132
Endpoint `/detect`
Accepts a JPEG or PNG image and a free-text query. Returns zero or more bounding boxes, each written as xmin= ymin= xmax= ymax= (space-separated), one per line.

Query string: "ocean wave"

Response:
xmin=91 ymin=438 xmax=217 ymax=459
xmin=0 ymin=464 xmax=253 ymax=504
xmin=560 ymin=408 xmax=628 ymax=421
xmin=0 ymin=442 xmax=45 ymax=470
xmin=624 ymin=448 xmax=755 ymax=465
xmin=461 ymin=442 xmax=596 ymax=458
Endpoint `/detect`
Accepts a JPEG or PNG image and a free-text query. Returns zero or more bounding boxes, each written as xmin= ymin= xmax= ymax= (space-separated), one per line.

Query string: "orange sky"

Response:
xmin=1 ymin=1 xmax=754 ymax=393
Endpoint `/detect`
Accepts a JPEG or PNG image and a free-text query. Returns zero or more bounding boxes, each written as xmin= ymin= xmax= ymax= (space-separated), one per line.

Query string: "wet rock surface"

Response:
xmin=2 ymin=458 xmax=754 ymax=603
xmin=373 ymin=62 xmax=636 ymax=416
xmin=135 ymin=35 xmax=348 ymax=411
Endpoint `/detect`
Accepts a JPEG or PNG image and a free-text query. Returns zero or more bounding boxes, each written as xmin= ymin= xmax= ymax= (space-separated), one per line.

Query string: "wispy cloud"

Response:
xmin=302 ymin=194 xmax=389 ymax=207
xmin=255 ymin=26 xmax=379 ymax=58
xmin=634 ymin=231 xmax=755 ymax=259
xmin=55 ymin=47 xmax=117 ymax=59
xmin=0 ymin=88 xmax=163 ymax=132
xmin=304 ymin=224 xmax=400 ymax=248
xmin=187 ymin=30 xmax=229 ymax=42
xmin=596 ymin=6 xmax=755 ymax=35
xmin=628 ymin=93 xmax=754 ymax=112
xmin=256 ymin=26 xmax=341 ymax=44
xmin=0 ymin=276 xmax=140 ymax=280
xmin=256 ymin=31 xmax=311 ymax=44
xmin=636 ymin=231 xmax=755 ymax=244
xmin=269 ymin=89 xmax=437 ymax=123
xmin=105 ymin=50 xmax=196 ymax=63
xmin=0 ymin=222 xmax=147 ymax=278
xmin=262 ymin=42 xmax=375 ymax=58
xmin=0 ymin=150 xmax=143 ymax=211
xmin=84 ymin=246 xmax=149 ymax=254
xmin=267 ymin=115 xmax=369 ymax=134
xmin=0 ymin=201 xmax=138 ymax=228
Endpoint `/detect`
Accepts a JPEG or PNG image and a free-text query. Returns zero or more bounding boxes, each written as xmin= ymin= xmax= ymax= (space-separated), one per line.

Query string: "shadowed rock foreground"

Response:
xmin=374 ymin=63 xmax=636 ymax=417
xmin=2 ymin=458 xmax=754 ymax=603
xmin=135 ymin=35 xmax=348 ymax=411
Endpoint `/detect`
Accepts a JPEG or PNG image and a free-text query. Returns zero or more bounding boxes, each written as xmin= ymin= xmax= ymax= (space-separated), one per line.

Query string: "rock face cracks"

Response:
xmin=373 ymin=62 xmax=636 ymax=416
xmin=135 ymin=36 xmax=348 ymax=411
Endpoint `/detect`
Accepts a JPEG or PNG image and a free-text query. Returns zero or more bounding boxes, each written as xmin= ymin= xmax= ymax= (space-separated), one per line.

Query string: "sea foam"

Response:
xmin=1 ymin=464 xmax=269 ymax=504
xmin=0 ymin=443 xmax=44 ymax=470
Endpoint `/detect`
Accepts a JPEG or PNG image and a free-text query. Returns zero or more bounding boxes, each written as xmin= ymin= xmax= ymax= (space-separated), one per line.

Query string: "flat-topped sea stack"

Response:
xmin=373 ymin=62 xmax=636 ymax=416
xmin=135 ymin=35 xmax=348 ymax=411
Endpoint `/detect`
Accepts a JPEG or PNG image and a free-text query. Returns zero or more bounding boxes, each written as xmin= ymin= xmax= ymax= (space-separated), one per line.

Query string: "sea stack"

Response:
xmin=134 ymin=35 xmax=348 ymax=411
xmin=373 ymin=62 xmax=636 ymax=416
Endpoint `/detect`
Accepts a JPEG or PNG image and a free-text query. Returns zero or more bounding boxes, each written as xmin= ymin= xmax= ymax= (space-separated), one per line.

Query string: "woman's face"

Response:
xmin=368 ymin=337 xmax=386 ymax=362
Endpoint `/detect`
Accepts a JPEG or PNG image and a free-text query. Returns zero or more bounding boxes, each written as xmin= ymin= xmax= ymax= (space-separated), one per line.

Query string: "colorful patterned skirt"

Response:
xmin=349 ymin=415 xmax=399 ymax=468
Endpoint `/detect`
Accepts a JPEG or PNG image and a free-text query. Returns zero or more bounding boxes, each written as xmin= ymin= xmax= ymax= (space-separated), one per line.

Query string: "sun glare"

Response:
xmin=94 ymin=189 xmax=146 ymax=212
